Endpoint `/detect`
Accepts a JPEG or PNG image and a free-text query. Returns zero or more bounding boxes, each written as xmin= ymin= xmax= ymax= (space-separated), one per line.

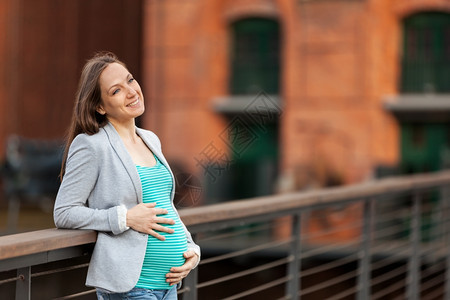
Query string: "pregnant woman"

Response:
xmin=54 ymin=52 xmax=200 ymax=300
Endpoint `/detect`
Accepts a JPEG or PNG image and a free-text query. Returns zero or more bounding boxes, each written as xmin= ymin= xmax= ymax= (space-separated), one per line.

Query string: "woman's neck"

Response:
xmin=109 ymin=119 xmax=140 ymax=143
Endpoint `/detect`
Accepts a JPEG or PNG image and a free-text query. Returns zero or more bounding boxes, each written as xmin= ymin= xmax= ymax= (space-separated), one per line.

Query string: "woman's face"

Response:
xmin=97 ymin=62 xmax=145 ymax=124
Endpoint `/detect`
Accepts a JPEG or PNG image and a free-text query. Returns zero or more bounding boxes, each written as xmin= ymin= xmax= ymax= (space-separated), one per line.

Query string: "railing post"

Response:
xmin=443 ymin=185 xmax=450 ymax=299
xmin=16 ymin=267 xmax=31 ymax=300
xmin=183 ymin=267 xmax=198 ymax=300
xmin=183 ymin=234 xmax=198 ymax=300
xmin=357 ymin=198 xmax=374 ymax=300
xmin=286 ymin=212 xmax=301 ymax=300
xmin=407 ymin=191 xmax=421 ymax=300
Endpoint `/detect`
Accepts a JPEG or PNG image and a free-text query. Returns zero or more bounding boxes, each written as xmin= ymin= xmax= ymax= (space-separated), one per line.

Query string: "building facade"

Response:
xmin=141 ymin=0 xmax=450 ymax=204
xmin=0 ymin=0 xmax=449 ymax=206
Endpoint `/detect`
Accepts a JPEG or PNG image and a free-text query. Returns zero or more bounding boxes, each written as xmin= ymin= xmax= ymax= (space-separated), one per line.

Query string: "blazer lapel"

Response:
xmin=103 ymin=123 xmax=143 ymax=203
xmin=136 ymin=127 xmax=176 ymax=201
xmin=135 ymin=127 xmax=160 ymax=162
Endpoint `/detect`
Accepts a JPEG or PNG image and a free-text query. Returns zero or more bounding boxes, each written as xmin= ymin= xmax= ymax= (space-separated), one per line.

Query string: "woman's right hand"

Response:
xmin=126 ymin=203 xmax=175 ymax=240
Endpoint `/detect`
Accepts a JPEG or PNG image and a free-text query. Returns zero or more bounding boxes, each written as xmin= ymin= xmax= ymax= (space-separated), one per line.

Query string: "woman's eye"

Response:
xmin=128 ymin=77 xmax=135 ymax=83
xmin=112 ymin=89 xmax=120 ymax=95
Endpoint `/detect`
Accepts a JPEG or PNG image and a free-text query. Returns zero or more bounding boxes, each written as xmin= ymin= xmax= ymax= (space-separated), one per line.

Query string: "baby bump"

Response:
xmin=147 ymin=226 xmax=187 ymax=266
xmin=146 ymin=220 xmax=188 ymax=267
xmin=136 ymin=221 xmax=188 ymax=289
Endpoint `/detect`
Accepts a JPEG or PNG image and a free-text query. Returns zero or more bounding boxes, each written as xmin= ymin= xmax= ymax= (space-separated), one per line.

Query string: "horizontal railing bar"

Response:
xmin=199 ymin=239 xmax=291 ymax=265
xmin=421 ymin=263 xmax=445 ymax=283
xmin=373 ymin=230 xmax=408 ymax=242
xmin=198 ymin=222 xmax=274 ymax=242
xmin=300 ymin=219 xmax=362 ymax=241
xmin=375 ymin=206 xmax=411 ymax=219
xmin=32 ymin=263 xmax=89 ymax=278
xmin=373 ymin=226 xmax=408 ymax=241
xmin=324 ymin=285 xmax=357 ymax=300
xmin=373 ymin=220 xmax=410 ymax=239
xmin=370 ymin=241 xmax=409 ymax=261
xmin=375 ymin=207 xmax=411 ymax=226
xmin=374 ymin=229 xmax=409 ymax=240
xmin=373 ymin=208 xmax=416 ymax=226
xmin=371 ymin=278 xmax=406 ymax=300
xmin=421 ymin=274 xmax=445 ymax=297
xmin=300 ymin=269 xmax=357 ymax=296
xmin=197 ymin=257 xmax=290 ymax=289
xmin=423 ymin=225 xmax=450 ymax=242
xmin=369 ymin=241 xmax=410 ymax=261
xmin=371 ymin=241 xmax=447 ymax=268
xmin=370 ymin=254 xmax=408 ymax=276
xmin=422 ymin=256 xmax=446 ymax=271
xmin=421 ymin=242 xmax=447 ymax=258
xmin=0 ymin=275 xmax=20 ymax=285
xmin=186 ymin=209 xmax=299 ymax=234
xmin=391 ymin=294 xmax=406 ymax=300
xmin=421 ymin=286 xmax=444 ymax=300
xmin=300 ymin=253 xmax=357 ymax=277
xmin=176 ymin=287 xmax=190 ymax=294
xmin=301 ymin=240 xmax=360 ymax=261
xmin=222 ymin=276 xmax=290 ymax=300
xmin=421 ymin=217 xmax=450 ymax=239
xmin=371 ymin=264 xmax=407 ymax=287
xmin=373 ymin=218 xmax=410 ymax=234
xmin=421 ymin=244 xmax=447 ymax=263
xmin=54 ymin=288 xmax=96 ymax=299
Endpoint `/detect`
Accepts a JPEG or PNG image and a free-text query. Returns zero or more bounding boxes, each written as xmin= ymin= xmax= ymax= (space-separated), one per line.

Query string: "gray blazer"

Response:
xmin=54 ymin=122 xmax=200 ymax=293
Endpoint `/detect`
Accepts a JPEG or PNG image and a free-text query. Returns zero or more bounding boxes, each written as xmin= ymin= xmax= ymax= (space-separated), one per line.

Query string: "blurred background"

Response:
xmin=0 ymin=0 xmax=450 ymax=299
xmin=0 ymin=0 xmax=449 ymax=233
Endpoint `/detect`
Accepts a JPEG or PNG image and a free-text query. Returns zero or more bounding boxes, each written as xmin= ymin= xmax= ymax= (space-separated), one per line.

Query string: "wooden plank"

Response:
xmin=0 ymin=228 xmax=96 ymax=260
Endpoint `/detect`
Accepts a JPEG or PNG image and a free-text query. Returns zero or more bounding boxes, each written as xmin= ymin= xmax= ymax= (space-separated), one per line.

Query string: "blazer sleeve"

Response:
xmin=53 ymin=135 xmax=124 ymax=235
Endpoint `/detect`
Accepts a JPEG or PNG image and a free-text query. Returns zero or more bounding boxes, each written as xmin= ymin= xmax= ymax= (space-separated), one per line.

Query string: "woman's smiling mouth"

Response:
xmin=127 ymin=98 xmax=139 ymax=107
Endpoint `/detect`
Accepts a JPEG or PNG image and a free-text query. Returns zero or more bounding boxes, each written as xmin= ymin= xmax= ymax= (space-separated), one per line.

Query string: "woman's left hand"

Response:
xmin=166 ymin=250 xmax=199 ymax=286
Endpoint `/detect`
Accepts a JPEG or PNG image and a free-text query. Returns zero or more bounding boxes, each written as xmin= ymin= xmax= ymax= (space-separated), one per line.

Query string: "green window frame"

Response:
xmin=401 ymin=12 xmax=450 ymax=93
xmin=230 ymin=18 xmax=280 ymax=95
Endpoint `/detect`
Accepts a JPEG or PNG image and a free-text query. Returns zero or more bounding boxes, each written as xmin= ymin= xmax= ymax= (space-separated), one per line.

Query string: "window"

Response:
xmin=230 ymin=18 xmax=280 ymax=95
xmin=401 ymin=12 xmax=450 ymax=93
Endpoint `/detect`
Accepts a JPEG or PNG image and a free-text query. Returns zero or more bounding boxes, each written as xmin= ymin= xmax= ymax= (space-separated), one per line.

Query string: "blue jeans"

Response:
xmin=96 ymin=287 xmax=177 ymax=300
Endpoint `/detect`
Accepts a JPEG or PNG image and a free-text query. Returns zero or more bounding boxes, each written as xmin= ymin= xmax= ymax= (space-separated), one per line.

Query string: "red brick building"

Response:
xmin=1 ymin=0 xmax=449 ymax=205
xmin=141 ymin=0 xmax=450 ymax=204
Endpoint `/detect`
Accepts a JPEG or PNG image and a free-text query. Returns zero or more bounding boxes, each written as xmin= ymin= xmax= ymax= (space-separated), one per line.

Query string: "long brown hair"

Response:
xmin=59 ymin=52 xmax=126 ymax=180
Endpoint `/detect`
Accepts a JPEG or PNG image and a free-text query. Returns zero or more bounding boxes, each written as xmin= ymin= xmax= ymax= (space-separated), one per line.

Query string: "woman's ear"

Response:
xmin=96 ymin=105 xmax=106 ymax=115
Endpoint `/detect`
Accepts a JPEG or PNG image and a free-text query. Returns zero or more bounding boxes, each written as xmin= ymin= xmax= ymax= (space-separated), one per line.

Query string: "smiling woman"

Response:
xmin=53 ymin=52 xmax=200 ymax=300
xmin=96 ymin=63 xmax=145 ymax=124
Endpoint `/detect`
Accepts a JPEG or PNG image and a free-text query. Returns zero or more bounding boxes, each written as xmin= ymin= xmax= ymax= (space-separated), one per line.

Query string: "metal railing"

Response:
xmin=2 ymin=171 xmax=450 ymax=299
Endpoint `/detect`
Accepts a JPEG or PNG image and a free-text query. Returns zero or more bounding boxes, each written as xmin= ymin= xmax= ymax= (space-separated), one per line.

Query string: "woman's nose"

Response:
xmin=127 ymin=86 xmax=137 ymax=97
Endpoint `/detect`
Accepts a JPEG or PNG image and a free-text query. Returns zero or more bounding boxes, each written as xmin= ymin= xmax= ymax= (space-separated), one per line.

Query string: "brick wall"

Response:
xmin=141 ymin=0 xmax=450 ymax=188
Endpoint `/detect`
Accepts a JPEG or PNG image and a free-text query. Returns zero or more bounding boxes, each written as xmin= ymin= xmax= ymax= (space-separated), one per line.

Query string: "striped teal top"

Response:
xmin=135 ymin=155 xmax=188 ymax=289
